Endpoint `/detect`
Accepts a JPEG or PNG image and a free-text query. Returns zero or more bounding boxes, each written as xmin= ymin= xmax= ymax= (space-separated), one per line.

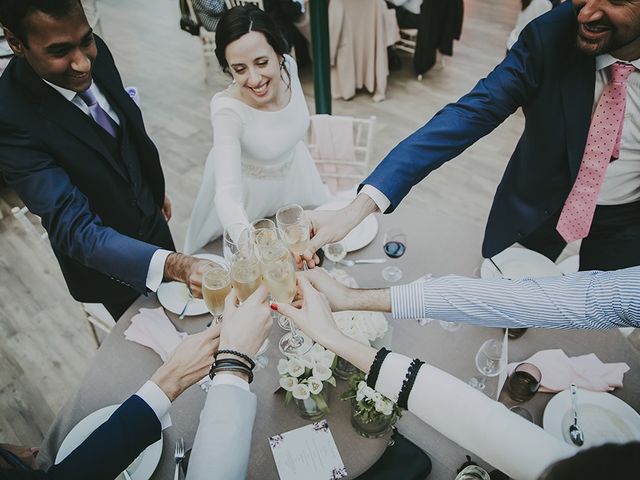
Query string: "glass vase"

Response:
xmin=294 ymin=389 xmax=330 ymax=420
xmin=350 ymin=399 xmax=394 ymax=438
xmin=334 ymin=356 xmax=359 ymax=380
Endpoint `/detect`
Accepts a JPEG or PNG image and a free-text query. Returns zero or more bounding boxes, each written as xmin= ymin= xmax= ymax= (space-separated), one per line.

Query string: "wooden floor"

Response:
xmin=0 ymin=0 xmax=632 ymax=448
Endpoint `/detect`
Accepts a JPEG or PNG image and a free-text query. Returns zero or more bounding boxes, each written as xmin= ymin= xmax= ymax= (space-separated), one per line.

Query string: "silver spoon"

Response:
xmin=569 ymin=384 xmax=585 ymax=446
xmin=338 ymin=258 xmax=387 ymax=266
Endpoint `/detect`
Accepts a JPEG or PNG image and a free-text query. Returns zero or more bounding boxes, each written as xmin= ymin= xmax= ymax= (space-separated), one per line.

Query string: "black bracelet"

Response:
xmin=366 ymin=347 xmax=391 ymax=389
xmin=209 ymin=358 xmax=254 ymax=383
xmin=216 ymin=349 xmax=256 ymax=370
xmin=397 ymin=359 xmax=425 ymax=410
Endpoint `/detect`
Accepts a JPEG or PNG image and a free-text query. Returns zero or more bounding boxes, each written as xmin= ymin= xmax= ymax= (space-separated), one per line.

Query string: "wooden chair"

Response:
xmin=184 ymin=0 xmax=218 ymax=71
xmin=224 ymin=0 xmax=264 ymax=9
xmin=308 ymin=115 xmax=376 ymax=194
xmin=82 ymin=303 xmax=116 ymax=348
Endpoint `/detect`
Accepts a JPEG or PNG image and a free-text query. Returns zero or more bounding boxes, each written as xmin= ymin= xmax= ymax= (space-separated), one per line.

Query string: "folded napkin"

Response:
xmin=508 ymin=349 xmax=630 ymax=392
xmin=124 ymin=307 xmax=211 ymax=390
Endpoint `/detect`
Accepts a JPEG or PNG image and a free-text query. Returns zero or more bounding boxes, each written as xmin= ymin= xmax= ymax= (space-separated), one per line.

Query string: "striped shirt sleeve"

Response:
xmin=391 ymin=266 xmax=640 ymax=329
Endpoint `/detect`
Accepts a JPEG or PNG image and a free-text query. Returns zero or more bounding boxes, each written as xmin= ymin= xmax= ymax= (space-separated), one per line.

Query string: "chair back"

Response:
xmin=308 ymin=115 xmax=376 ymax=193
xmin=224 ymin=0 xmax=264 ymax=9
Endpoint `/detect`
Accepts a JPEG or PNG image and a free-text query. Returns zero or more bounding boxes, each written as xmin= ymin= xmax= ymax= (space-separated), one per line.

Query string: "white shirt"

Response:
xmin=595 ymin=55 xmax=640 ymax=205
xmin=43 ymin=79 xmax=169 ymax=291
xmin=136 ymin=374 xmax=249 ymax=427
xmin=360 ymin=56 xmax=640 ymax=212
xmin=387 ymin=0 xmax=422 ymax=15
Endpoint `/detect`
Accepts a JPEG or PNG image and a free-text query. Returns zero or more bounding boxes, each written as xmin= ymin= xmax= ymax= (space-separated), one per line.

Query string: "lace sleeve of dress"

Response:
xmin=210 ymin=106 xmax=250 ymax=230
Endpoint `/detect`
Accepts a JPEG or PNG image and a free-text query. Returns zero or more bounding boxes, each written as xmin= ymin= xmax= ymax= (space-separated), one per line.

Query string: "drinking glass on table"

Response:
xmin=322 ymin=242 xmax=346 ymax=271
xmin=202 ymin=264 xmax=232 ymax=324
xmin=262 ymin=251 xmax=312 ymax=356
xmin=276 ymin=204 xmax=310 ymax=267
xmin=381 ymin=228 xmax=407 ymax=282
xmin=507 ymin=362 xmax=541 ymax=403
xmin=468 ymin=339 xmax=506 ymax=392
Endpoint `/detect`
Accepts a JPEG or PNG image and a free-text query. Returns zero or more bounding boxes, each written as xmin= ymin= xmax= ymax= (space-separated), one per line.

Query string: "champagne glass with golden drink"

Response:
xmin=276 ymin=204 xmax=310 ymax=268
xmin=261 ymin=252 xmax=312 ymax=356
xmin=231 ymin=252 xmax=261 ymax=302
xmin=202 ymin=264 xmax=231 ymax=324
xmin=257 ymin=239 xmax=294 ymax=331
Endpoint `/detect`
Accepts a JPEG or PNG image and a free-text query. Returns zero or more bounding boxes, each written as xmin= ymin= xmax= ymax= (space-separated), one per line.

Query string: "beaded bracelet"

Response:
xmin=366 ymin=347 xmax=391 ymax=389
xmin=216 ymin=349 xmax=256 ymax=370
xmin=212 ymin=365 xmax=254 ymax=384
xmin=397 ymin=359 xmax=425 ymax=410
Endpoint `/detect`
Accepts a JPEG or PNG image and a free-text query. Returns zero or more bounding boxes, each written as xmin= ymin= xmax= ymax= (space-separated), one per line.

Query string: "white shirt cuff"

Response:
xmin=137 ymin=380 xmax=172 ymax=430
xmin=145 ymin=249 xmax=172 ymax=292
xmin=371 ymin=352 xmax=412 ymax=403
xmin=211 ymin=373 xmax=250 ymax=391
xmin=360 ymin=185 xmax=391 ymax=213
xmin=391 ymin=279 xmax=427 ymax=320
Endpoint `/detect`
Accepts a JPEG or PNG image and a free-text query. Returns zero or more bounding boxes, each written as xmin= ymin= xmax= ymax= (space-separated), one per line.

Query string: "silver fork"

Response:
xmin=174 ymin=437 xmax=185 ymax=480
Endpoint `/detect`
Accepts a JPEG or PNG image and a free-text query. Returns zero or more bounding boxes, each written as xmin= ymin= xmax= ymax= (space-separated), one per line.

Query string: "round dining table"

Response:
xmin=37 ymin=201 xmax=640 ymax=479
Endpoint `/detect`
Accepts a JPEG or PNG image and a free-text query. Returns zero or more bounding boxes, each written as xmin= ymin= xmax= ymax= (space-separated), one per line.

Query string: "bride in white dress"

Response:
xmin=185 ymin=6 xmax=328 ymax=254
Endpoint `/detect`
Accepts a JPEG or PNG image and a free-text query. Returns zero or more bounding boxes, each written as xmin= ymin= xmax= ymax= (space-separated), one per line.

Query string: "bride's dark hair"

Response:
xmin=214 ymin=5 xmax=290 ymax=84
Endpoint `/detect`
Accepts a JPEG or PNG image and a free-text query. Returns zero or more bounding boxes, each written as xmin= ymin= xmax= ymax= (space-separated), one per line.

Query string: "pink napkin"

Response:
xmin=124 ymin=307 xmax=187 ymax=361
xmin=508 ymin=349 xmax=630 ymax=392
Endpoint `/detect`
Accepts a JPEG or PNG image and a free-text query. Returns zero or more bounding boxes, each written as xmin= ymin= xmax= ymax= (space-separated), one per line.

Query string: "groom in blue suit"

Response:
xmin=0 ymin=0 xmax=212 ymax=319
xmin=306 ymin=0 xmax=640 ymax=272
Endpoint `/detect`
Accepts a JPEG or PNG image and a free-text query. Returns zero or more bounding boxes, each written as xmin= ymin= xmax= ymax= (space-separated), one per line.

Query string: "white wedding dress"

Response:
xmin=185 ymin=55 xmax=328 ymax=254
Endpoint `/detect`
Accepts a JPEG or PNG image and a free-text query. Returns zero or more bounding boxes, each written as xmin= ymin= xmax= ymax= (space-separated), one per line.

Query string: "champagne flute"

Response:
xmin=276 ymin=204 xmax=310 ymax=268
xmin=256 ymin=237 xmax=292 ymax=331
xmin=202 ymin=264 xmax=232 ymax=324
xmin=262 ymin=253 xmax=312 ymax=356
xmin=223 ymin=222 xmax=251 ymax=263
xmin=468 ymin=339 xmax=506 ymax=392
xmin=230 ymin=252 xmax=262 ymax=302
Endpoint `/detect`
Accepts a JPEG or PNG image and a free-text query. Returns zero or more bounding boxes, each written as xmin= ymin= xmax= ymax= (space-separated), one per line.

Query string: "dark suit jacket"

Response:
xmin=0 ymin=36 xmax=174 ymax=302
xmin=415 ymin=0 xmax=464 ymax=75
xmin=0 ymin=395 xmax=160 ymax=480
xmin=364 ymin=1 xmax=594 ymax=258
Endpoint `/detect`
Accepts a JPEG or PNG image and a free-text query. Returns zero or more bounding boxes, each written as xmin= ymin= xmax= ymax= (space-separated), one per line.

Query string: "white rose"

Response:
xmin=277 ymin=358 xmax=290 ymax=375
xmin=362 ymin=385 xmax=376 ymax=400
xmin=287 ymin=358 xmax=305 ymax=378
xmin=298 ymin=353 xmax=316 ymax=369
xmin=307 ymin=377 xmax=324 ymax=395
xmin=374 ymin=398 xmax=387 ymax=414
xmin=310 ymin=343 xmax=326 ymax=357
xmin=312 ymin=364 xmax=332 ymax=381
xmin=356 ymin=390 xmax=365 ymax=402
xmin=357 ymin=381 xmax=366 ymax=391
xmin=318 ymin=350 xmax=336 ymax=368
xmin=279 ymin=376 xmax=298 ymax=392
xmin=292 ymin=383 xmax=310 ymax=400
xmin=381 ymin=401 xmax=393 ymax=416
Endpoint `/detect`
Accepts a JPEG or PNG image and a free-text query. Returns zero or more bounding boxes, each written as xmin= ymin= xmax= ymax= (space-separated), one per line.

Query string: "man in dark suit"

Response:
xmin=304 ymin=0 xmax=640 ymax=272
xmin=0 ymin=0 xmax=212 ymax=320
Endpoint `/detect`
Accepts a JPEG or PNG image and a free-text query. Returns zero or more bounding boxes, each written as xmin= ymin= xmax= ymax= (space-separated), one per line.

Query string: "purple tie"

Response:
xmin=77 ymin=88 xmax=119 ymax=138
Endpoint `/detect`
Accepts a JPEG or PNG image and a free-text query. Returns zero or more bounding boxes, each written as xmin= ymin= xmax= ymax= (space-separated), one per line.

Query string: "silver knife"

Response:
xmin=353 ymin=258 xmax=387 ymax=264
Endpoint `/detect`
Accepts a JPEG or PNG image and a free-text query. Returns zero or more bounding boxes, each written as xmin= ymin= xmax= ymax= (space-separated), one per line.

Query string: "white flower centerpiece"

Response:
xmin=332 ymin=311 xmax=388 ymax=379
xmin=341 ymin=372 xmax=402 ymax=438
xmin=278 ymin=343 xmax=337 ymax=420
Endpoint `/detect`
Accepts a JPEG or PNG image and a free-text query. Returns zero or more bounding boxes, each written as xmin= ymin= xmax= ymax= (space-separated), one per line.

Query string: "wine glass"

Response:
xmin=202 ymin=264 xmax=232 ymax=325
xmin=276 ymin=204 xmax=310 ymax=267
xmin=256 ymin=237 xmax=292 ymax=331
xmin=251 ymin=218 xmax=276 ymax=231
xmin=322 ymin=242 xmax=346 ymax=271
xmin=223 ymin=222 xmax=252 ymax=263
xmin=381 ymin=228 xmax=407 ymax=282
xmin=507 ymin=362 xmax=541 ymax=403
xmin=230 ymin=252 xmax=261 ymax=303
xmin=261 ymin=252 xmax=312 ymax=356
xmin=468 ymin=339 xmax=506 ymax=391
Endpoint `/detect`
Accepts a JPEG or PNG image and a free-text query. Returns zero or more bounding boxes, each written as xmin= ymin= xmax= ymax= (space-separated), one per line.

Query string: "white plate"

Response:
xmin=157 ymin=253 xmax=226 ymax=316
xmin=557 ymin=255 xmax=579 ymax=275
xmin=480 ymin=247 xmax=562 ymax=280
xmin=314 ymin=200 xmax=378 ymax=252
xmin=543 ymin=388 xmax=640 ymax=449
xmin=55 ymin=404 xmax=162 ymax=479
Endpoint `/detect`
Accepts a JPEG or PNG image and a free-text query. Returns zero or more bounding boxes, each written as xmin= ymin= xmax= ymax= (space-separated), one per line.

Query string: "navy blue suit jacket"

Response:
xmin=363 ymin=2 xmax=595 ymax=258
xmin=0 ymin=395 xmax=160 ymax=480
xmin=0 ymin=36 xmax=174 ymax=302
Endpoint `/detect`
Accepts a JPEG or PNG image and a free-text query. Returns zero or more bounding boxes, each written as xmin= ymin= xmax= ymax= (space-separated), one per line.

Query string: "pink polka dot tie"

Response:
xmin=556 ymin=62 xmax=636 ymax=243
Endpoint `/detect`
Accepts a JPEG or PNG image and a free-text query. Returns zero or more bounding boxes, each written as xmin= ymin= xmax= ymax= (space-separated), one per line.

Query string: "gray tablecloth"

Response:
xmin=38 ymin=203 xmax=640 ymax=479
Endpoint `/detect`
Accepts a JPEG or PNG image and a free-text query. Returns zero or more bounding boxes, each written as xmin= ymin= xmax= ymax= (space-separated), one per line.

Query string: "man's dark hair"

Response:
xmin=0 ymin=0 xmax=82 ymax=44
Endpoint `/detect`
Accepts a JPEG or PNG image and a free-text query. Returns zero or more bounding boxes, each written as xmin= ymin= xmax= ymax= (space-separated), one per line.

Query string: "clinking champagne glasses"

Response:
xmin=223 ymin=222 xmax=252 ymax=263
xmin=230 ymin=251 xmax=261 ymax=303
xmin=202 ymin=263 xmax=232 ymax=325
xmin=276 ymin=204 xmax=310 ymax=263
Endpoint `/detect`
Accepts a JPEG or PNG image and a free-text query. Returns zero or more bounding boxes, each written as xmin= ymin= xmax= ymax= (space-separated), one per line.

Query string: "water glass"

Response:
xmin=507 ymin=362 xmax=541 ymax=402
xmin=381 ymin=228 xmax=406 ymax=282
xmin=468 ymin=339 xmax=506 ymax=391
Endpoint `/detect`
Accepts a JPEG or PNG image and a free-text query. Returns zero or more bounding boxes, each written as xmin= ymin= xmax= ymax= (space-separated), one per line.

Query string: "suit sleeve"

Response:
xmin=186 ymin=384 xmax=256 ymax=480
xmin=0 ymin=124 xmax=160 ymax=293
xmin=362 ymin=19 xmax=544 ymax=212
xmin=36 ymin=395 xmax=160 ymax=480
